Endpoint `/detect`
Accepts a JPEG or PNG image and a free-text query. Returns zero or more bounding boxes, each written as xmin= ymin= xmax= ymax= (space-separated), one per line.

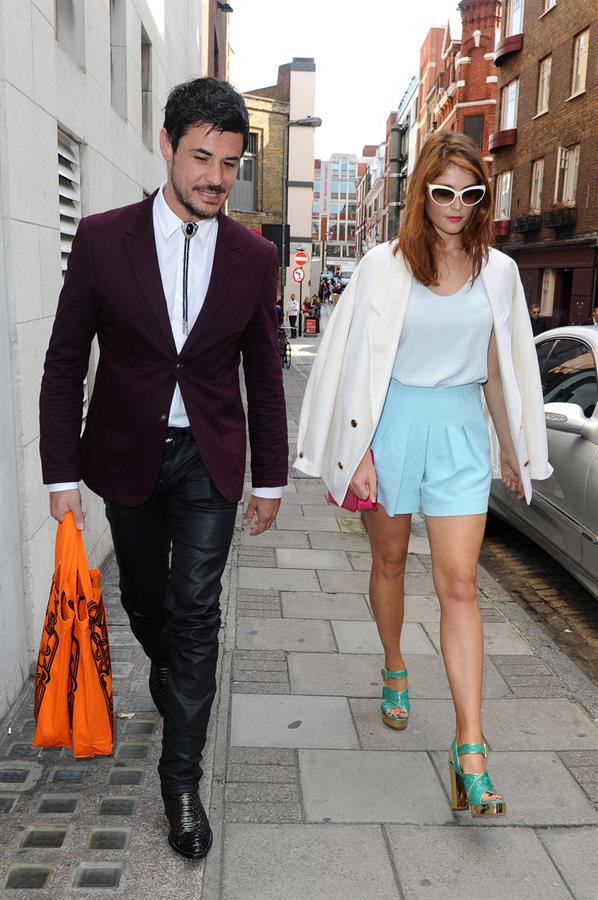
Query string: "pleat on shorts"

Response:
xmin=371 ymin=379 xmax=492 ymax=517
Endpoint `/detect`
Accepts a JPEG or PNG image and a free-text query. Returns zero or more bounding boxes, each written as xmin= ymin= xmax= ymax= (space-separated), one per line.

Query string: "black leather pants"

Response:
xmin=105 ymin=428 xmax=237 ymax=793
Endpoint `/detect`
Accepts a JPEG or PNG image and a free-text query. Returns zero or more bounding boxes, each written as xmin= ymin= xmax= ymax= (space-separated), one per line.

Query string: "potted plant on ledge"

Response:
xmin=493 ymin=218 xmax=511 ymax=237
xmin=512 ymin=209 xmax=542 ymax=233
xmin=543 ymin=200 xmax=576 ymax=229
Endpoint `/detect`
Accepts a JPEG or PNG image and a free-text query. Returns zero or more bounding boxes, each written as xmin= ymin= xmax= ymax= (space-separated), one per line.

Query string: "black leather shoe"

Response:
xmin=149 ymin=663 xmax=168 ymax=716
xmin=162 ymin=791 xmax=213 ymax=860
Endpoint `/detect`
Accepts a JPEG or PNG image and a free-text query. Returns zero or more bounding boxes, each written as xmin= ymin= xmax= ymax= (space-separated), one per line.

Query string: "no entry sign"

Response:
xmin=294 ymin=250 xmax=308 ymax=266
xmin=292 ymin=267 xmax=305 ymax=283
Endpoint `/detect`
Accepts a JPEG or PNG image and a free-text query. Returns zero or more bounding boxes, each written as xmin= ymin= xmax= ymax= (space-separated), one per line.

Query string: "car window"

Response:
xmin=541 ymin=338 xmax=598 ymax=417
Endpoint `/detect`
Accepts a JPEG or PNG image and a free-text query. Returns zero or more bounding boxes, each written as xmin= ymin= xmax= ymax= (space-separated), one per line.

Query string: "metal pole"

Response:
xmin=280 ymin=123 xmax=289 ymax=312
xmin=298 ymin=278 xmax=303 ymax=337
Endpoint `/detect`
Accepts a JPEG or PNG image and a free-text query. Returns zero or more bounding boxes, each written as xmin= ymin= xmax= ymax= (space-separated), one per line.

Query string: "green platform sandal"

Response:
xmin=380 ymin=668 xmax=410 ymax=730
xmin=449 ymin=739 xmax=506 ymax=817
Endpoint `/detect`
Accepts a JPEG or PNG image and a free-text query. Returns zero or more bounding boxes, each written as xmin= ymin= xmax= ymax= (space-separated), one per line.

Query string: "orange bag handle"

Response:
xmin=54 ymin=513 xmax=80 ymax=600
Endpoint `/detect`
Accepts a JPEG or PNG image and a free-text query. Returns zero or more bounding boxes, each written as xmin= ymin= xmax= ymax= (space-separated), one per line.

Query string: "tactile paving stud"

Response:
xmin=37 ymin=794 xmax=79 ymax=814
xmin=87 ymin=827 xmax=131 ymax=850
xmin=72 ymin=863 xmax=124 ymax=889
xmin=0 ymin=796 xmax=17 ymax=813
xmin=20 ymin=826 xmax=68 ymax=848
xmin=107 ymin=767 xmax=145 ymax=785
xmin=97 ymin=796 xmax=136 ymax=816
xmin=52 ymin=766 xmax=88 ymax=784
xmin=114 ymin=743 xmax=150 ymax=759
xmin=122 ymin=720 xmax=155 ymax=735
xmin=0 ymin=767 xmax=28 ymax=783
xmin=3 ymin=864 xmax=54 ymax=889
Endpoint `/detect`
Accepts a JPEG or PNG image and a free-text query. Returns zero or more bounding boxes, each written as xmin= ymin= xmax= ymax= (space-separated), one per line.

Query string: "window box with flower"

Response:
xmin=542 ymin=202 xmax=576 ymax=229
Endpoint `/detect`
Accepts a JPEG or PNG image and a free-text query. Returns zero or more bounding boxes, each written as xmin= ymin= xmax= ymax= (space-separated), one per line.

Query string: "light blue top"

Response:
xmin=392 ymin=276 xmax=493 ymax=387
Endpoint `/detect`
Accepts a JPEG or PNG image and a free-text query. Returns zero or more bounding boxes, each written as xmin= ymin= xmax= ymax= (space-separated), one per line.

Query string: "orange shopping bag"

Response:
xmin=33 ymin=513 xmax=114 ymax=757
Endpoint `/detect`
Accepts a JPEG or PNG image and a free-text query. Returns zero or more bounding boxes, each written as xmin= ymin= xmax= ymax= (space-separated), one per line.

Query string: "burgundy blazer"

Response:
xmin=40 ymin=193 xmax=288 ymax=506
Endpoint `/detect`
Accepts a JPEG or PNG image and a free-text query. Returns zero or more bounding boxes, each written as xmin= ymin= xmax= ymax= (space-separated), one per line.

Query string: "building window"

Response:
xmin=230 ymin=133 xmax=257 ymax=212
xmin=141 ymin=26 xmax=152 ymax=149
xmin=540 ymin=269 xmax=556 ymax=316
xmin=530 ymin=158 xmax=544 ymax=213
xmin=463 ymin=114 xmax=484 ymax=149
xmin=110 ymin=0 xmax=127 ymax=119
xmin=555 ymin=144 xmax=580 ymax=204
xmin=494 ymin=170 xmax=512 ymax=219
xmin=58 ymin=129 xmax=81 ymax=280
xmin=500 ymin=79 xmax=519 ymax=129
xmin=55 ymin=0 xmax=86 ymax=69
xmin=504 ymin=0 xmax=524 ymax=36
xmin=536 ymin=56 xmax=551 ymax=114
xmin=571 ymin=30 xmax=589 ymax=96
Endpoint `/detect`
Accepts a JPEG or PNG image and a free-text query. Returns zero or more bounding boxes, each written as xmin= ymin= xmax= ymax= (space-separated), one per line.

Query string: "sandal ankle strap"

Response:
xmin=457 ymin=742 xmax=487 ymax=758
xmin=381 ymin=667 xmax=408 ymax=680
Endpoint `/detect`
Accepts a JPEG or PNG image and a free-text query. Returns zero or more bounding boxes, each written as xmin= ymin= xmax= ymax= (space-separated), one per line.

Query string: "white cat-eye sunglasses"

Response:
xmin=427 ymin=183 xmax=487 ymax=207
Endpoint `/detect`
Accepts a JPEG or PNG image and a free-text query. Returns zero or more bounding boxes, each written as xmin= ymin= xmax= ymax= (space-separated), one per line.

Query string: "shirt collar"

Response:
xmin=154 ymin=182 xmax=218 ymax=242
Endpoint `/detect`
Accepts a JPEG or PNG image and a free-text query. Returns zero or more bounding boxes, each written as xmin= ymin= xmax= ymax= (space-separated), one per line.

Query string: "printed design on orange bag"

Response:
xmin=33 ymin=580 xmax=63 ymax=719
xmin=85 ymin=585 xmax=114 ymax=738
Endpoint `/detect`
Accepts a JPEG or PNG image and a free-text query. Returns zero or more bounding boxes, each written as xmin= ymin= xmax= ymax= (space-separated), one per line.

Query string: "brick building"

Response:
xmin=202 ymin=0 xmax=230 ymax=80
xmin=416 ymin=26 xmax=445 ymax=153
xmin=490 ymin=0 xmax=597 ymax=325
xmin=356 ymin=143 xmax=385 ymax=257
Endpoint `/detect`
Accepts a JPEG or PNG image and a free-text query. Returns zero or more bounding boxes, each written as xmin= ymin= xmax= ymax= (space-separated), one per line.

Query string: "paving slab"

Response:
xmin=331 ymin=620 xmax=436 ymax=654
xmin=238 ymin=566 xmax=320 ymax=591
xmin=538 ymin=827 xmax=598 ymax=900
xmin=403 ymin=595 xmax=441 ymax=622
xmin=385 ymin=825 xmax=570 ymax=900
xmin=230 ymin=695 xmax=359 ymax=749
xmin=289 ymin=654 xmax=384 ymax=698
xmin=223 ymin=824 xmax=399 ymax=900
xmin=319 ymin=570 xmax=437 ymax=594
xmin=348 ymin=552 xmax=426 ymax=573
xmin=240 ymin=529 xmax=309 ymax=548
xmin=309 ymin=532 xmax=372 ymax=551
xmin=281 ymin=592 xmax=371 ymax=620
xmin=350 ymin=698 xmax=459 ymax=750
xmin=275 ymin=515 xmax=340 ymax=532
xmin=407 ymin=536 xmax=431 ymax=554
xmin=426 ymin=621 xmax=533 ymax=655
xmin=235 ymin=618 xmax=335 ymax=652
xmin=299 ymin=749 xmax=452 ymax=824
xmin=480 ymin=699 xmax=598 ymax=750
xmin=430 ymin=750 xmax=598 ymax=826
xmin=275 ymin=548 xmax=351 ymax=570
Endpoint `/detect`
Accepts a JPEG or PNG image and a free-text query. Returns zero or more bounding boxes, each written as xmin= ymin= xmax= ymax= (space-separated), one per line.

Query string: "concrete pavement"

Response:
xmin=2 ymin=317 xmax=598 ymax=898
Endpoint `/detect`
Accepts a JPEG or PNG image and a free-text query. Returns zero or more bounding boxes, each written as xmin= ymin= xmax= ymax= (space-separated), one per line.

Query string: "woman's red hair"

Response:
xmin=394 ymin=131 xmax=494 ymax=285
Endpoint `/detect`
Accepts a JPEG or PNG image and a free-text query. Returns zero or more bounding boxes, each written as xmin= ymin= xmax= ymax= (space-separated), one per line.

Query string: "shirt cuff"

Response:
xmin=251 ymin=486 xmax=284 ymax=499
xmin=47 ymin=482 xmax=80 ymax=492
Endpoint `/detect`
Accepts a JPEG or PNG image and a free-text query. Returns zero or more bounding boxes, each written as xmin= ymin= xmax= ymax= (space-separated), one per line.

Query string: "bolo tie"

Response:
xmin=181 ymin=221 xmax=199 ymax=334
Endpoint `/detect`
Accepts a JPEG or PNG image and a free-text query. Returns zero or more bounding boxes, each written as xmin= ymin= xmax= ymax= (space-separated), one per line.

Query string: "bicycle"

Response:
xmin=278 ymin=326 xmax=292 ymax=369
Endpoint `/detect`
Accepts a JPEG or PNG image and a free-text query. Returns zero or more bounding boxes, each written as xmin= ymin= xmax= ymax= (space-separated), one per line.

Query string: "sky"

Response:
xmin=229 ymin=0 xmax=460 ymax=160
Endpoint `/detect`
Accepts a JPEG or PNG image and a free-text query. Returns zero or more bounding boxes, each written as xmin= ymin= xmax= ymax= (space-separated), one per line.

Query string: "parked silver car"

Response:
xmin=489 ymin=325 xmax=598 ymax=600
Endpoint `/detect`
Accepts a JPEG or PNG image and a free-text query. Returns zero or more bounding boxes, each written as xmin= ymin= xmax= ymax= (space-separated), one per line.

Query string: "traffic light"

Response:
xmin=262 ymin=224 xmax=290 ymax=266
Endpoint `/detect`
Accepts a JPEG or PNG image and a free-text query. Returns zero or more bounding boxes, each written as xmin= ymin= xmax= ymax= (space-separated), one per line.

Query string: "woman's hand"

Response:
xmin=500 ymin=449 xmax=524 ymax=500
xmin=350 ymin=449 xmax=377 ymax=502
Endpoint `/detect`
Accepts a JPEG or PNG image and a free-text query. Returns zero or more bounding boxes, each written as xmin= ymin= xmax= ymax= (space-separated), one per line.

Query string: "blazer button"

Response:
xmin=298 ymin=451 xmax=304 ymax=458
xmin=338 ymin=462 xmax=344 ymax=469
xmin=176 ymin=362 xmax=184 ymax=370
xmin=160 ymin=414 xmax=167 ymax=422
xmin=524 ymin=459 xmax=529 ymax=467
xmin=350 ymin=419 xmax=357 ymax=428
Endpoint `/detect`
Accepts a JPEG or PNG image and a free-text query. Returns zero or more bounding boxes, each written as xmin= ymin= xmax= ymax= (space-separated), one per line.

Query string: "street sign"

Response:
xmin=292 ymin=267 xmax=305 ymax=283
xmin=294 ymin=250 xmax=309 ymax=267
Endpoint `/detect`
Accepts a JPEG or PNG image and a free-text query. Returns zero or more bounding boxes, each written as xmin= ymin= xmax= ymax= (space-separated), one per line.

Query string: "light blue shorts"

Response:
xmin=371 ymin=379 xmax=492 ymax=517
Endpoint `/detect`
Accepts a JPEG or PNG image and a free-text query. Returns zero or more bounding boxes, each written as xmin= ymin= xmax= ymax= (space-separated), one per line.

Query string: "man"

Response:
xmin=39 ymin=78 xmax=288 ymax=860
xmin=529 ymin=302 xmax=549 ymax=336
xmin=287 ymin=292 xmax=298 ymax=338
xmin=583 ymin=306 xmax=598 ymax=326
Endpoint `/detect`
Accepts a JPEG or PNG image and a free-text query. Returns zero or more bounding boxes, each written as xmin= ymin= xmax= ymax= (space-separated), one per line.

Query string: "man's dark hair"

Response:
xmin=163 ymin=77 xmax=250 ymax=154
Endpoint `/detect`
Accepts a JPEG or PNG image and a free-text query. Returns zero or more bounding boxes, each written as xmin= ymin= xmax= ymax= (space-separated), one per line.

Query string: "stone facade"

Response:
xmin=491 ymin=0 xmax=598 ymax=324
xmin=0 ymin=0 xmax=204 ymax=719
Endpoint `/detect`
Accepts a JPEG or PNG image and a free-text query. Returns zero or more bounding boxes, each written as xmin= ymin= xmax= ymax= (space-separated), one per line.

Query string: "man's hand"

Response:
xmin=242 ymin=496 xmax=280 ymax=536
xmin=50 ymin=488 xmax=86 ymax=530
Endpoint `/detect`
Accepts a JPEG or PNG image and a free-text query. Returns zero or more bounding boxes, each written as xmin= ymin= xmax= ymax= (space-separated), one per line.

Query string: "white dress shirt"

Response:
xmin=48 ymin=184 xmax=283 ymax=500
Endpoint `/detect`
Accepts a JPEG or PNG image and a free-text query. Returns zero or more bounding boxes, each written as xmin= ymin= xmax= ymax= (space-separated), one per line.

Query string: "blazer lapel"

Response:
xmin=180 ymin=212 xmax=241 ymax=357
xmin=123 ymin=194 xmax=177 ymax=355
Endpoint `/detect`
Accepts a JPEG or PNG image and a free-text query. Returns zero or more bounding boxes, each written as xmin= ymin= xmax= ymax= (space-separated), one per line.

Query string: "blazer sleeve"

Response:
xmin=510 ymin=260 xmax=553 ymax=481
xmin=39 ymin=218 xmax=99 ymax=484
xmin=240 ymin=244 xmax=289 ymax=488
xmin=294 ymin=260 xmax=362 ymax=476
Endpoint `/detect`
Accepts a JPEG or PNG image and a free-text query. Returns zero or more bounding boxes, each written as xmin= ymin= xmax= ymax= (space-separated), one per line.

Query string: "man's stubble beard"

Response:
xmin=170 ymin=160 xmax=226 ymax=221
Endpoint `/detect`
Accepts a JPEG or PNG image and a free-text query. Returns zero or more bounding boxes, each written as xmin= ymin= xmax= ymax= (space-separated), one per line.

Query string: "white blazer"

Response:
xmin=294 ymin=241 xmax=553 ymax=505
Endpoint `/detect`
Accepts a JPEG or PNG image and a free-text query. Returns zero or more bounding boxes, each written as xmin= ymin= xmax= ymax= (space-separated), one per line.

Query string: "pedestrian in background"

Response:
xmin=276 ymin=298 xmax=284 ymax=327
xmin=288 ymin=293 xmax=298 ymax=337
xmin=529 ymin=302 xmax=548 ymax=336
xmin=331 ymin=284 xmax=341 ymax=306
xmin=295 ymin=131 xmax=552 ymax=819
xmin=39 ymin=77 xmax=288 ymax=860
xmin=583 ymin=306 xmax=598 ymax=326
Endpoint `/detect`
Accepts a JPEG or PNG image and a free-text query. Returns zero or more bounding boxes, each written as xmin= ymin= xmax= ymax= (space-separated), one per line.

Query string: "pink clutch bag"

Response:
xmin=326 ymin=450 xmax=378 ymax=512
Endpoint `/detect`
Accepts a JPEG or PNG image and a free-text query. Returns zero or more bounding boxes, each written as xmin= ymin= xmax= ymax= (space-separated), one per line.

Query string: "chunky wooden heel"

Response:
xmin=448 ymin=739 xmax=507 ymax=817
xmin=380 ymin=668 xmax=410 ymax=730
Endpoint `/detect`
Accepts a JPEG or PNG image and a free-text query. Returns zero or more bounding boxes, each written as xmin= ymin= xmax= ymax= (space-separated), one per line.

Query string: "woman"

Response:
xmin=294 ymin=132 xmax=552 ymax=818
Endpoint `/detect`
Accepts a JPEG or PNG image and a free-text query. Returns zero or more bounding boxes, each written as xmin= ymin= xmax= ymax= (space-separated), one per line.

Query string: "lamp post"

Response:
xmin=281 ymin=116 xmax=322 ymax=334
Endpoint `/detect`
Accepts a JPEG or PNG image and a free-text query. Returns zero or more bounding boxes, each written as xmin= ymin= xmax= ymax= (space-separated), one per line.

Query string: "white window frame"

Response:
xmin=501 ymin=79 xmax=519 ymax=129
xmin=505 ymin=0 xmax=524 ymax=36
xmin=494 ymin=170 xmax=513 ymax=220
xmin=537 ymin=56 xmax=551 ymax=114
xmin=530 ymin=159 xmax=544 ymax=214
xmin=554 ymin=144 xmax=580 ymax=205
xmin=540 ymin=269 xmax=556 ymax=316
xmin=571 ymin=29 xmax=589 ymax=96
